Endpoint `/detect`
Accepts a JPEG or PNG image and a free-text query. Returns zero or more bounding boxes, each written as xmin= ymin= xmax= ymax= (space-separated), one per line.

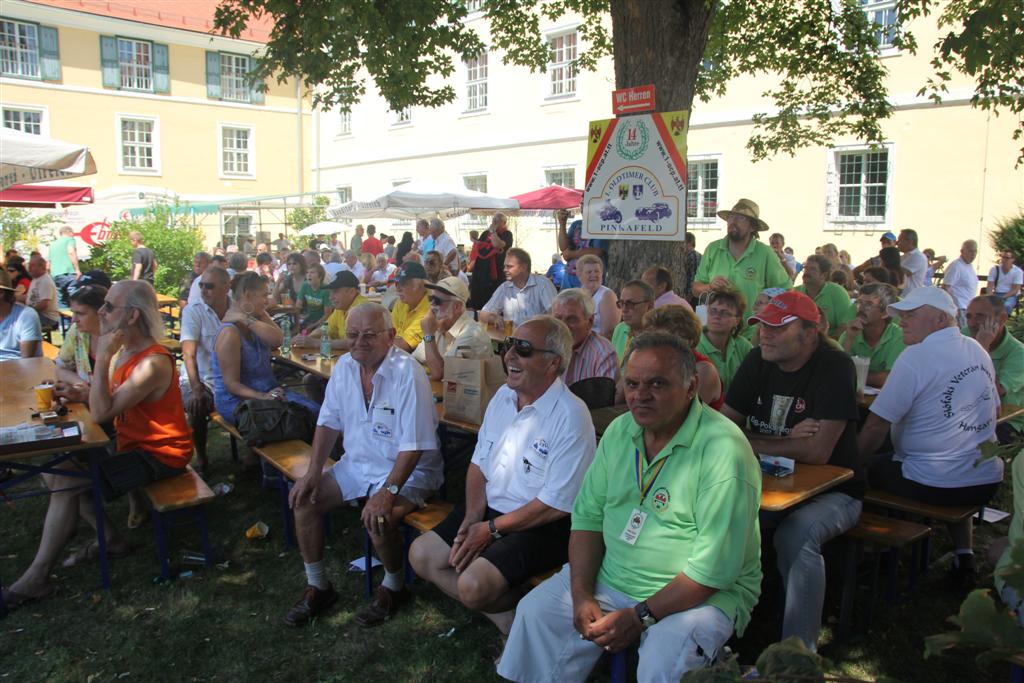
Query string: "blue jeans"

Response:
xmin=1004 ymin=296 xmax=1018 ymax=316
xmin=53 ymin=273 xmax=77 ymax=308
xmin=765 ymin=491 xmax=862 ymax=651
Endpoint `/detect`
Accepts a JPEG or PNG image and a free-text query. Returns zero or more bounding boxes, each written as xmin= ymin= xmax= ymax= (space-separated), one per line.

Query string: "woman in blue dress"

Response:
xmin=212 ymin=272 xmax=320 ymax=425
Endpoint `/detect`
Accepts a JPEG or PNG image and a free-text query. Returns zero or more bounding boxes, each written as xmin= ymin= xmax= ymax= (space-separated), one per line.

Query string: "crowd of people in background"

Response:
xmin=2 ymin=198 xmax=1023 ymax=682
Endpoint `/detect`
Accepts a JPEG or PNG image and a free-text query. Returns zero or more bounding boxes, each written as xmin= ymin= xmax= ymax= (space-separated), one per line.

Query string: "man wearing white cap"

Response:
xmin=415 ymin=276 xmax=493 ymax=379
xmin=858 ymin=286 xmax=1003 ymax=585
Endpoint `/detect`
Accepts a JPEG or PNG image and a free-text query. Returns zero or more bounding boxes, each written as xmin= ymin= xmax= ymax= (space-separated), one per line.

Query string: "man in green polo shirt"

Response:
xmin=610 ymin=279 xmax=654 ymax=363
xmin=693 ymin=198 xmax=791 ymax=319
xmin=966 ymin=294 xmax=1024 ymax=440
xmin=497 ymin=332 xmax=762 ymax=683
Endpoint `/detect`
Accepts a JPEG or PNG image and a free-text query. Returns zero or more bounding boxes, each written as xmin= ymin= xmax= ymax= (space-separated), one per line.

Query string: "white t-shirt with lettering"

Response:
xmin=870 ymin=326 xmax=1004 ymax=488
xmin=900 ymin=249 xmax=929 ymax=293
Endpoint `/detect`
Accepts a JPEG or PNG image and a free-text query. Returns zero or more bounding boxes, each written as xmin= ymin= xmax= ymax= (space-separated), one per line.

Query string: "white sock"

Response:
xmin=381 ymin=568 xmax=405 ymax=592
xmin=304 ymin=561 xmax=328 ymax=590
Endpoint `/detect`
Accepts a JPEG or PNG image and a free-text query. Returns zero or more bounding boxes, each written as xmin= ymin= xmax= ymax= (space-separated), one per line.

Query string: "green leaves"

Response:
xmin=924 ymin=588 xmax=1024 ymax=666
xmin=755 ymin=636 xmax=832 ymax=681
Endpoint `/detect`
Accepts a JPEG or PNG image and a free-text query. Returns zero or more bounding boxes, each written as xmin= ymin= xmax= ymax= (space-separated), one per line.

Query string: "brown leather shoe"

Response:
xmin=284 ymin=583 xmax=338 ymax=626
xmin=354 ymin=585 xmax=411 ymax=628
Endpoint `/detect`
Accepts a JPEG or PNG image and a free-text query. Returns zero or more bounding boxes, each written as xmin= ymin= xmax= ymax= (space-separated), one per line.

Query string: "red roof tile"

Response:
xmin=22 ymin=0 xmax=274 ymax=43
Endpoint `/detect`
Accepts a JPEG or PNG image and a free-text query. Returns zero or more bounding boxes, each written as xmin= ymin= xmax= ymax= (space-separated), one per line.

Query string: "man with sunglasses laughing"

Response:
xmin=410 ymin=315 xmax=596 ymax=642
xmin=414 ymin=276 xmax=492 ymax=379
xmin=285 ymin=303 xmax=442 ymax=628
xmin=499 ymin=332 xmax=761 ymax=682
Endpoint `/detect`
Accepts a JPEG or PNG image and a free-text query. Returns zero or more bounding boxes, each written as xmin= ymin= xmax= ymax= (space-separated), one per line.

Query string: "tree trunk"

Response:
xmin=604 ymin=0 xmax=714 ymax=293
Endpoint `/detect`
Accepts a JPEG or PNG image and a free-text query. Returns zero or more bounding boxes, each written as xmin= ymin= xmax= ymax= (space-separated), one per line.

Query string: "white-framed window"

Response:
xmin=337 ymin=185 xmax=352 ymax=204
xmin=339 ymin=110 xmax=352 ymax=135
xmin=220 ymin=52 xmax=251 ymax=102
xmin=826 ymin=145 xmax=892 ymax=225
xmin=545 ymin=167 xmax=576 ymax=188
xmin=392 ymin=107 xmax=412 ymax=126
xmin=222 ymin=214 xmax=253 ymax=250
xmin=0 ymin=19 xmax=38 ymax=78
xmin=463 ymin=174 xmax=488 ymax=225
xmin=2 ymin=107 xmax=43 ymax=135
xmin=117 ymin=37 xmax=152 ymax=91
xmin=686 ymin=158 xmax=720 ymax=224
xmin=117 ymin=115 xmax=159 ymax=174
xmin=859 ymin=0 xmax=897 ymax=50
xmin=465 ymin=52 xmax=488 ymax=112
xmin=547 ymin=30 xmax=577 ymax=97
xmin=464 ymin=0 xmax=485 ymax=12
xmin=219 ymin=124 xmax=254 ymax=178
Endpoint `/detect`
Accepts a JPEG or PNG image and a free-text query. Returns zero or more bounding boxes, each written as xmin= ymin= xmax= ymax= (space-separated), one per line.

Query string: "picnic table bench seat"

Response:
xmin=141 ymin=464 xmax=216 ymax=580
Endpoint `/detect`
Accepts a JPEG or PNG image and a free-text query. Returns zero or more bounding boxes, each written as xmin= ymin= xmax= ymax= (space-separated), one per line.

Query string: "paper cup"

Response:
xmin=34 ymin=383 xmax=54 ymax=411
xmin=852 ymin=356 xmax=870 ymax=392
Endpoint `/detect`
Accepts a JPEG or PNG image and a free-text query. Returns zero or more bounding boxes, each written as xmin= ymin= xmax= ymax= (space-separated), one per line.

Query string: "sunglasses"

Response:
xmin=428 ymin=296 xmax=454 ymax=307
xmin=502 ymin=337 xmax=556 ymax=358
xmin=199 ymin=282 xmax=217 ymax=290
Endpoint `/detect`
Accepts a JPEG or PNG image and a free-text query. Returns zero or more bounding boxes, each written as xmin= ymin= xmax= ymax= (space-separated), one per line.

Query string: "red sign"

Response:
xmin=77 ymin=220 xmax=111 ymax=247
xmin=612 ymin=85 xmax=656 ymax=115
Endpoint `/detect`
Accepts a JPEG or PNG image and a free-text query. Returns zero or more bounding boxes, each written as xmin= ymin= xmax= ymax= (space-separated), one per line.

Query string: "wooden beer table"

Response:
xmin=760 ymin=464 xmax=854 ymax=512
xmin=0 ymin=357 xmax=115 ymax=598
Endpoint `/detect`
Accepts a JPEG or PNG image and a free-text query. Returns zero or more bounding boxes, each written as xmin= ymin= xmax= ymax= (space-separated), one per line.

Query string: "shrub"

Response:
xmin=989 ymin=209 xmax=1024 ymax=266
xmin=0 ymin=207 xmax=58 ymax=253
xmin=81 ymin=203 xmax=204 ymax=297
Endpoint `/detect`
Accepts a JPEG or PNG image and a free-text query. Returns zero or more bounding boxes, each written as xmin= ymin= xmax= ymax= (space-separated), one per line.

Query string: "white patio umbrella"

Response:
xmin=329 ymin=181 xmax=519 ymax=221
xmin=298 ymin=220 xmax=349 ymax=236
xmin=0 ymin=129 xmax=97 ymax=190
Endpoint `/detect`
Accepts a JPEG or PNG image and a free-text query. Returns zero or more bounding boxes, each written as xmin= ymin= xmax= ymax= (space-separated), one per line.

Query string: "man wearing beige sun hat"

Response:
xmin=693 ymin=198 xmax=792 ymax=319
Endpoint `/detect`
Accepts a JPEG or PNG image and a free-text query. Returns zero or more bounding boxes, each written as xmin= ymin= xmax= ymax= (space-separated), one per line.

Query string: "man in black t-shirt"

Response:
xmin=129 ymin=231 xmax=157 ymax=284
xmin=722 ymin=290 xmax=864 ymax=652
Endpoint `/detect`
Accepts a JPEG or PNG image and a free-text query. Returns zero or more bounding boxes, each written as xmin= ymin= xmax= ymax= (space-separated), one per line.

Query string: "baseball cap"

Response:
xmin=886 ymin=286 xmax=957 ymax=319
xmin=425 ymin=276 xmax=469 ymax=303
xmin=881 ymin=231 xmax=897 ymax=242
xmin=324 ymin=270 xmax=360 ymax=289
xmin=395 ymin=261 xmax=427 ymax=283
xmin=747 ymin=290 xmax=820 ymax=327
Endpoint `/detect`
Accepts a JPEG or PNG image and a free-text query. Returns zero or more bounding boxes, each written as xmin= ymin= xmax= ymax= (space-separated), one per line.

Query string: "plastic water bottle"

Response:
xmin=319 ymin=322 xmax=331 ymax=360
xmin=281 ymin=317 xmax=292 ymax=356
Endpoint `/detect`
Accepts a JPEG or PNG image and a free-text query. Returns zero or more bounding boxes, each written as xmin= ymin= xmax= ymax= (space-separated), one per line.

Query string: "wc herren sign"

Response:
xmin=582 ymin=110 xmax=688 ymax=241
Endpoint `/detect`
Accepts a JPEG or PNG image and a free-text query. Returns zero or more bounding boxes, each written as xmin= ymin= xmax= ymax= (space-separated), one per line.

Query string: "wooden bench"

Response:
xmin=141 ymin=465 xmax=216 ymax=580
xmin=863 ymin=489 xmax=980 ymax=524
xmin=362 ymin=499 xmax=455 ymax=597
xmin=209 ymin=411 xmax=243 ymax=463
xmin=836 ymin=512 xmax=932 ymax=642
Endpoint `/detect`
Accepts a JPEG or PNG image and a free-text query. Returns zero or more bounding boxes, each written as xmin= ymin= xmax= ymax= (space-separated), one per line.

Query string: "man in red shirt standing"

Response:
xmin=361 ymin=225 xmax=384 ymax=256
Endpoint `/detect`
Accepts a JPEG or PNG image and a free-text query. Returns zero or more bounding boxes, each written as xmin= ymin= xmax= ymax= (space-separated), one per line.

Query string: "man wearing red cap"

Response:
xmin=721 ymin=290 xmax=864 ymax=652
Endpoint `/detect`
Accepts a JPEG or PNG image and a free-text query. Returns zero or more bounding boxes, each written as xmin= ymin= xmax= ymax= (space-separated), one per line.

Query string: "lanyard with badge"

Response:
xmin=619 ymin=448 xmax=668 ymax=546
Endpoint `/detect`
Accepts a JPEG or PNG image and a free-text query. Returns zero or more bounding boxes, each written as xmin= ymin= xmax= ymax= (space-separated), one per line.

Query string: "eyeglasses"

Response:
xmin=345 ymin=329 xmax=387 ymax=342
xmin=428 ymin=296 xmax=453 ymax=307
xmin=199 ymin=282 xmax=217 ymax=290
xmin=707 ymin=308 xmax=738 ymax=319
xmin=617 ymin=299 xmax=651 ymax=310
xmin=502 ymin=336 xmax=557 ymax=358
xmin=100 ymin=301 xmax=131 ymax=313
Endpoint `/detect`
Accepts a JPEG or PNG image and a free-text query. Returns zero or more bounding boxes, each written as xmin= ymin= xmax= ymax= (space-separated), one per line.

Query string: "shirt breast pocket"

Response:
xmin=370 ymin=407 xmax=397 ymax=442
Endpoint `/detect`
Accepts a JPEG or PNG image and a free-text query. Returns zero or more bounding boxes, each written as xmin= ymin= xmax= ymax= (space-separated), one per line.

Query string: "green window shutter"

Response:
xmin=100 ymin=35 xmax=119 ymax=88
xmin=39 ymin=26 xmax=60 ymax=81
xmin=248 ymin=58 xmax=265 ymax=105
xmin=152 ymin=42 xmax=169 ymax=93
xmin=205 ymin=51 xmax=221 ymax=99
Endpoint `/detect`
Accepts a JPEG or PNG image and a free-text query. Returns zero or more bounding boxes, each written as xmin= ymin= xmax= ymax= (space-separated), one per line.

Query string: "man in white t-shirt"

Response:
xmin=429 ymin=218 xmax=458 ymax=274
xmin=409 ymin=315 xmax=596 ymax=637
xmin=0 ymin=269 xmax=42 ymax=360
xmin=26 ymin=254 xmax=59 ymax=330
xmin=322 ymin=251 xmax=345 ymax=284
xmin=940 ymin=239 xmax=979 ymax=325
xmin=342 ymin=250 xmax=366 ymax=281
xmin=285 ymin=303 xmax=441 ymax=628
xmin=858 ymin=286 xmax=1003 ymax=584
xmin=896 ymin=229 xmax=929 ymax=293
xmin=988 ymin=249 xmax=1024 ymax=316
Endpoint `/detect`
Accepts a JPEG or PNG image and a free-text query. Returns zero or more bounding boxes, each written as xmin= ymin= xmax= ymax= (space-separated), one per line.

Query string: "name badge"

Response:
xmin=619 ymin=508 xmax=648 ymax=546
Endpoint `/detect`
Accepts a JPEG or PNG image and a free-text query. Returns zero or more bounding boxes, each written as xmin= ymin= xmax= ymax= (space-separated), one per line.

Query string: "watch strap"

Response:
xmin=423 ymin=334 xmax=436 ymax=343
xmin=488 ymin=518 xmax=502 ymax=539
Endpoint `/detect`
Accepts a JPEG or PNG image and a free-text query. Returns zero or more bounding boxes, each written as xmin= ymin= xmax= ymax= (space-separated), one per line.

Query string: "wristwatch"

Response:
xmin=423 ymin=334 xmax=436 ymax=344
xmin=634 ymin=601 xmax=657 ymax=630
xmin=488 ymin=518 xmax=503 ymax=540
xmin=384 ymin=483 xmax=399 ymax=496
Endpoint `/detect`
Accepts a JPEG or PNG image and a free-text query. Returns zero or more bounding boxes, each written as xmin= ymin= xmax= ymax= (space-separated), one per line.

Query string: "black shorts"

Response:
xmin=431 ymin=503 xmax=571 ymax=586
xmin=868 ymin=452 xmax=1000 ymax=507
xmin=85 ymin=448 xmax=186 ymax=502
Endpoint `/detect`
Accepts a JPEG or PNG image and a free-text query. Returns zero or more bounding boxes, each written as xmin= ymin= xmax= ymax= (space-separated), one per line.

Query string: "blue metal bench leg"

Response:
xmin=199 ymin=507 xmax=213 ymax=568
xmin=228 ymin=435 xmax=239 ymax=463
xmin=837 ymin=539 xmax=861 ymax=643
xmin=363 ymin=529 xmax=374 ymax=597
xmin=153 ymin=511 xmax=171 ymax=581
xmin=403 ymin=525 xmax=416 ymax=585
xmin=281 ymin=481 xmax=296 ymax=548
xmin=609 ymin=649 xmax=630 ymax=683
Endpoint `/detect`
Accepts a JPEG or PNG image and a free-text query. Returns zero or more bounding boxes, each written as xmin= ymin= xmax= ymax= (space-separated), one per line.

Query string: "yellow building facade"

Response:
xmin=1 ymin=0 xmax=311 ymax=249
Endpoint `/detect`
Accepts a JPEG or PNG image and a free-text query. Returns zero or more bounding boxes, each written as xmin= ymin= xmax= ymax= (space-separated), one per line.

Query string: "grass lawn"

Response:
xmin=0 ymin=427 xmax=1017 ymax=682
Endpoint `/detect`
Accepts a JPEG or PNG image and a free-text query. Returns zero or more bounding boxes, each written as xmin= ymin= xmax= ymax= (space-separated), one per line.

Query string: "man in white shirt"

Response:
xmin=26 ymin=254 xmax=59 ymax=330
xmin=480 ymin=248 xmax=558 ymax=328
xmin=430 ymin=218 xmax=459 ymax=274
xmin=322 ymin=251 xmax=345 ymax=284
xmin=940 ymin=239 xmax=979 ymax=325
xmin=409 ymin=315 xmax=596 ymax=636
xmin=988 ymin=249 xmax=1024 ymax=316
xmin=897 ymin=229 xmax=929 ymax=293
xmin=342 ymin=250 xmax=366 ymax=281
xmin=285 ymin=303 xmax=441 ymax=628
xmin=0 ymin=269 xmax=41 ymax=360
xmin=414 ymin=276 xmax=493 ymax=379
xmin=858 ymin=286 xmax=1003 ymax=584
xmin=180 ymin=266 xmax=230 ymax=474
xmin=184 ymin=252 xmax=212 ymax=307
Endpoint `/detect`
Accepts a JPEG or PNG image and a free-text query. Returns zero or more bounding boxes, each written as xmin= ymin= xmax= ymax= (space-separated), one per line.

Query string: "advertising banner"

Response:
xmin=582 ymin=111 xmax=688 ymax=240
